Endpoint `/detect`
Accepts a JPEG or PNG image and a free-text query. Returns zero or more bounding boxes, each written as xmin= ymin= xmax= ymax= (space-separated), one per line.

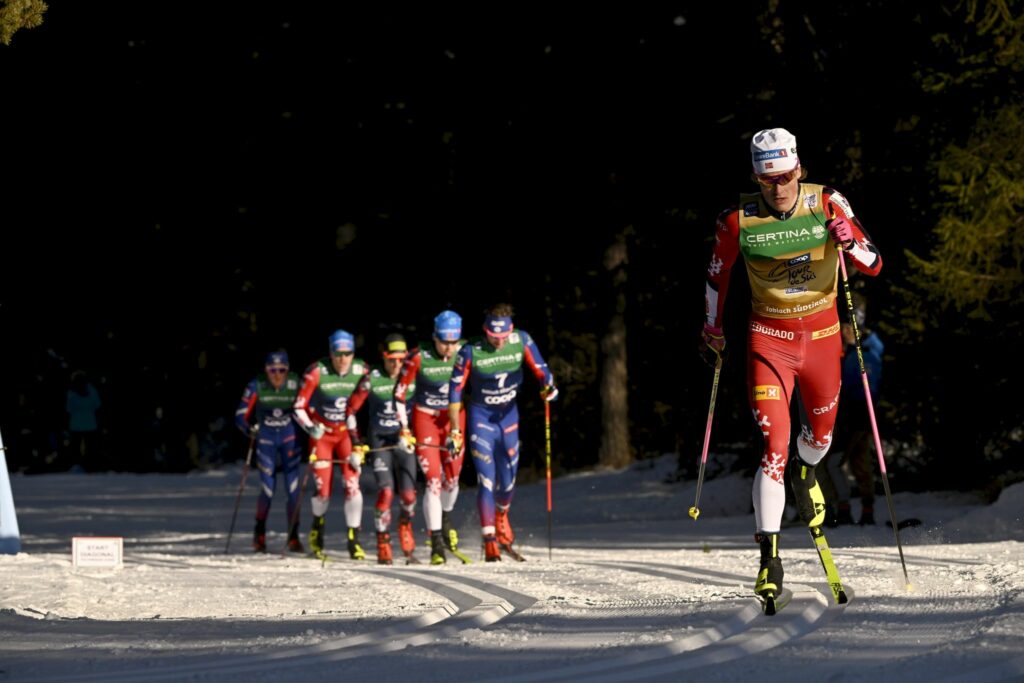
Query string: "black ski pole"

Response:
xmin=225 ymin=433 xmax=258 ymax=554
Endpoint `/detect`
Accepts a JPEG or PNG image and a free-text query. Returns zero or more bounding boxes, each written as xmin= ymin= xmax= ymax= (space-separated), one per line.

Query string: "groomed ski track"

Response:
xmin=11 ymin=545 xmax=1023 ymax=683
xmin=7 ymin=551 xmax=848 ymax=683
xmin=3 ymin=467 xmax=1023 ymax=683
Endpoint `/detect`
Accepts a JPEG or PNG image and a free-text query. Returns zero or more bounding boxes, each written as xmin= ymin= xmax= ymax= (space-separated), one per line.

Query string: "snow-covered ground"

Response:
xmin=1 ymin=455 xmax=1022 ymax=682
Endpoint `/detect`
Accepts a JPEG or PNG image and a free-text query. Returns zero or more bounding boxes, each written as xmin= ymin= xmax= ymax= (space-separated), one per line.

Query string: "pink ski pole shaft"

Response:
xmin=836 ymin=244 xmax=910 ymax=586
xmin=689 ymin=354 xmax=722 ymax=521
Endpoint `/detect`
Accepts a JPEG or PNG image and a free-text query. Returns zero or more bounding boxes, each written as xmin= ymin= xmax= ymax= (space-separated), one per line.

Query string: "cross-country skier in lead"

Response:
xmin=700 ymin=128 xmax=882 ymax=602
xmin=234 ymin=350 xmax=304 ymax=553
xmin=345 ymin=333 xmax=417 ymax=565
xmin=393 ymin=311 xmax=467 ymax=565
xmin=448 ymin=304 xmax=558 ymax=562
xmin=293 ymin=330 xmax=370 ymax=560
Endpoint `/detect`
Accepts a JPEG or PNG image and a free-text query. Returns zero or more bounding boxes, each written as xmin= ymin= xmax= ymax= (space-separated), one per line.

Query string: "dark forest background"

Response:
xmin=2 ymin=2 xmax=1021 ymax=496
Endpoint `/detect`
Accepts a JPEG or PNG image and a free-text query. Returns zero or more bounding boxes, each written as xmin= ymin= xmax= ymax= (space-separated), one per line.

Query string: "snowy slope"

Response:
xmin=1 ymin=456 xmax=1022 ymax=682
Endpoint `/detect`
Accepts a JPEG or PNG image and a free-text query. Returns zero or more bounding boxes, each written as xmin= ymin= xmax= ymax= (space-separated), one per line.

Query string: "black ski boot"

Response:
xmin=347 ymin=527 xmax=366 ymax=560
xmin=430 ymin=531 xmax=447 ymax=565
xmin=789 ymin=458 xmax=827 ymax=528
xmin=440 ymin=511 xmax=472 ymax=564
xmin=753 ymin=532 xmax=782 ymax=602
xmin=309 ymin=516 xmax=326 ymax=558
xmin=441 ymin=511 xmax=459 ymax=552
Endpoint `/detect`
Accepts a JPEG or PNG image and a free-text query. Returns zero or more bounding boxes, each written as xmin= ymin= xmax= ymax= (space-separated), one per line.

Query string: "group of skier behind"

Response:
xmin=234 ymin=303 xmax=557 ymax=565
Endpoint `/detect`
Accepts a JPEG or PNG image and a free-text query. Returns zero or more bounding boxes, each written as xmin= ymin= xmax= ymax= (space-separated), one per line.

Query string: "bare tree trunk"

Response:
xmin=599 ymin=235 xmax=630 ymax=468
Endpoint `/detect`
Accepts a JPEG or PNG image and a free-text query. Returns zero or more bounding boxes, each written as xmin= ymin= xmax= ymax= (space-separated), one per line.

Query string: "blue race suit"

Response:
xmin=235 ymin=373 xmax=302 ymax=525
xmin=449 ymin=330 xmax=552 ymax=532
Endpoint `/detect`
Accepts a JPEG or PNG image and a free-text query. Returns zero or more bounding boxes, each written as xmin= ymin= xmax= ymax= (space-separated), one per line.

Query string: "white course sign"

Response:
xmin=72 ymin=536 xmax=123 ymax=568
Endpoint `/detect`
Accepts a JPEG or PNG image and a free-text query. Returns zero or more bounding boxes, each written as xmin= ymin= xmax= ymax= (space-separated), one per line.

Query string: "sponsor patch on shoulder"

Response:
xmin=743 ymin=202 xmax=760 ymax=217
xmin=805 ymin=194 xmax=819 ymax=209
xmin=811 ymin=322 xmax=841 ymax=339
xmin=753 ymin=385 xmax=782 ymax=401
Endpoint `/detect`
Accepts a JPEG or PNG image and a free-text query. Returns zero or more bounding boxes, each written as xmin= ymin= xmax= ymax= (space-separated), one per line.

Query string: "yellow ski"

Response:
xmin=809 ymin=526 xmax=849 ymax=604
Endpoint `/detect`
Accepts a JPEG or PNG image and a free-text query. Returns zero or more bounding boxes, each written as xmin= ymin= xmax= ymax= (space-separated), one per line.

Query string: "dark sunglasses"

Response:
xmin=333 ymin=351 xmax=354 ymax=357
xmin=267 ymin=367 xmax=288 ymax=374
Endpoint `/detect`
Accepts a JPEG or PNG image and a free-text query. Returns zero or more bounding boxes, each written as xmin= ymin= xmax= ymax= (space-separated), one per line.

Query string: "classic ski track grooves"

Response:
xmin=486 ymin=560 xmax=847 ymax=683
xmin=26 ymin=558 xmax=849 ymax=683
xmin=31 ymin=567 xmax=533 ymax=682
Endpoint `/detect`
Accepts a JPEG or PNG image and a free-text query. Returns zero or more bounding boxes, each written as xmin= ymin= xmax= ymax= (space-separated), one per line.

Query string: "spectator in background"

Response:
xmin=66 ymin=371 xmax=102 ymax=471
xmin=820 ymin=291 xmax=883 ymax=526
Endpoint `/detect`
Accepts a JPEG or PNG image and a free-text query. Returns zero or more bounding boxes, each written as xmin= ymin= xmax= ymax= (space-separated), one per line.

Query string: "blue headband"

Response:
xmin=265 ymin=351 xmax=289 ymax=366
xmin=483 ymin=315 xmax=514 ymax=338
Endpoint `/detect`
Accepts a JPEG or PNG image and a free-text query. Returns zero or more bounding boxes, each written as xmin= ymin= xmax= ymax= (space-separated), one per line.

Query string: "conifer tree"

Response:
xmin=907 ymin=0 xmax=1024 ymax=321
xmin=0 ymin=0 xmax=46 ymax=46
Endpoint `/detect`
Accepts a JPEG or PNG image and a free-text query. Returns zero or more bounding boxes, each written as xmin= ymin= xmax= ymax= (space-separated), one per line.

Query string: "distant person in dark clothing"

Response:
xmin=821 ymin=291 xmax=883 ymax=526
xmin=66 ymin=371 xmax=102 ymax=471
